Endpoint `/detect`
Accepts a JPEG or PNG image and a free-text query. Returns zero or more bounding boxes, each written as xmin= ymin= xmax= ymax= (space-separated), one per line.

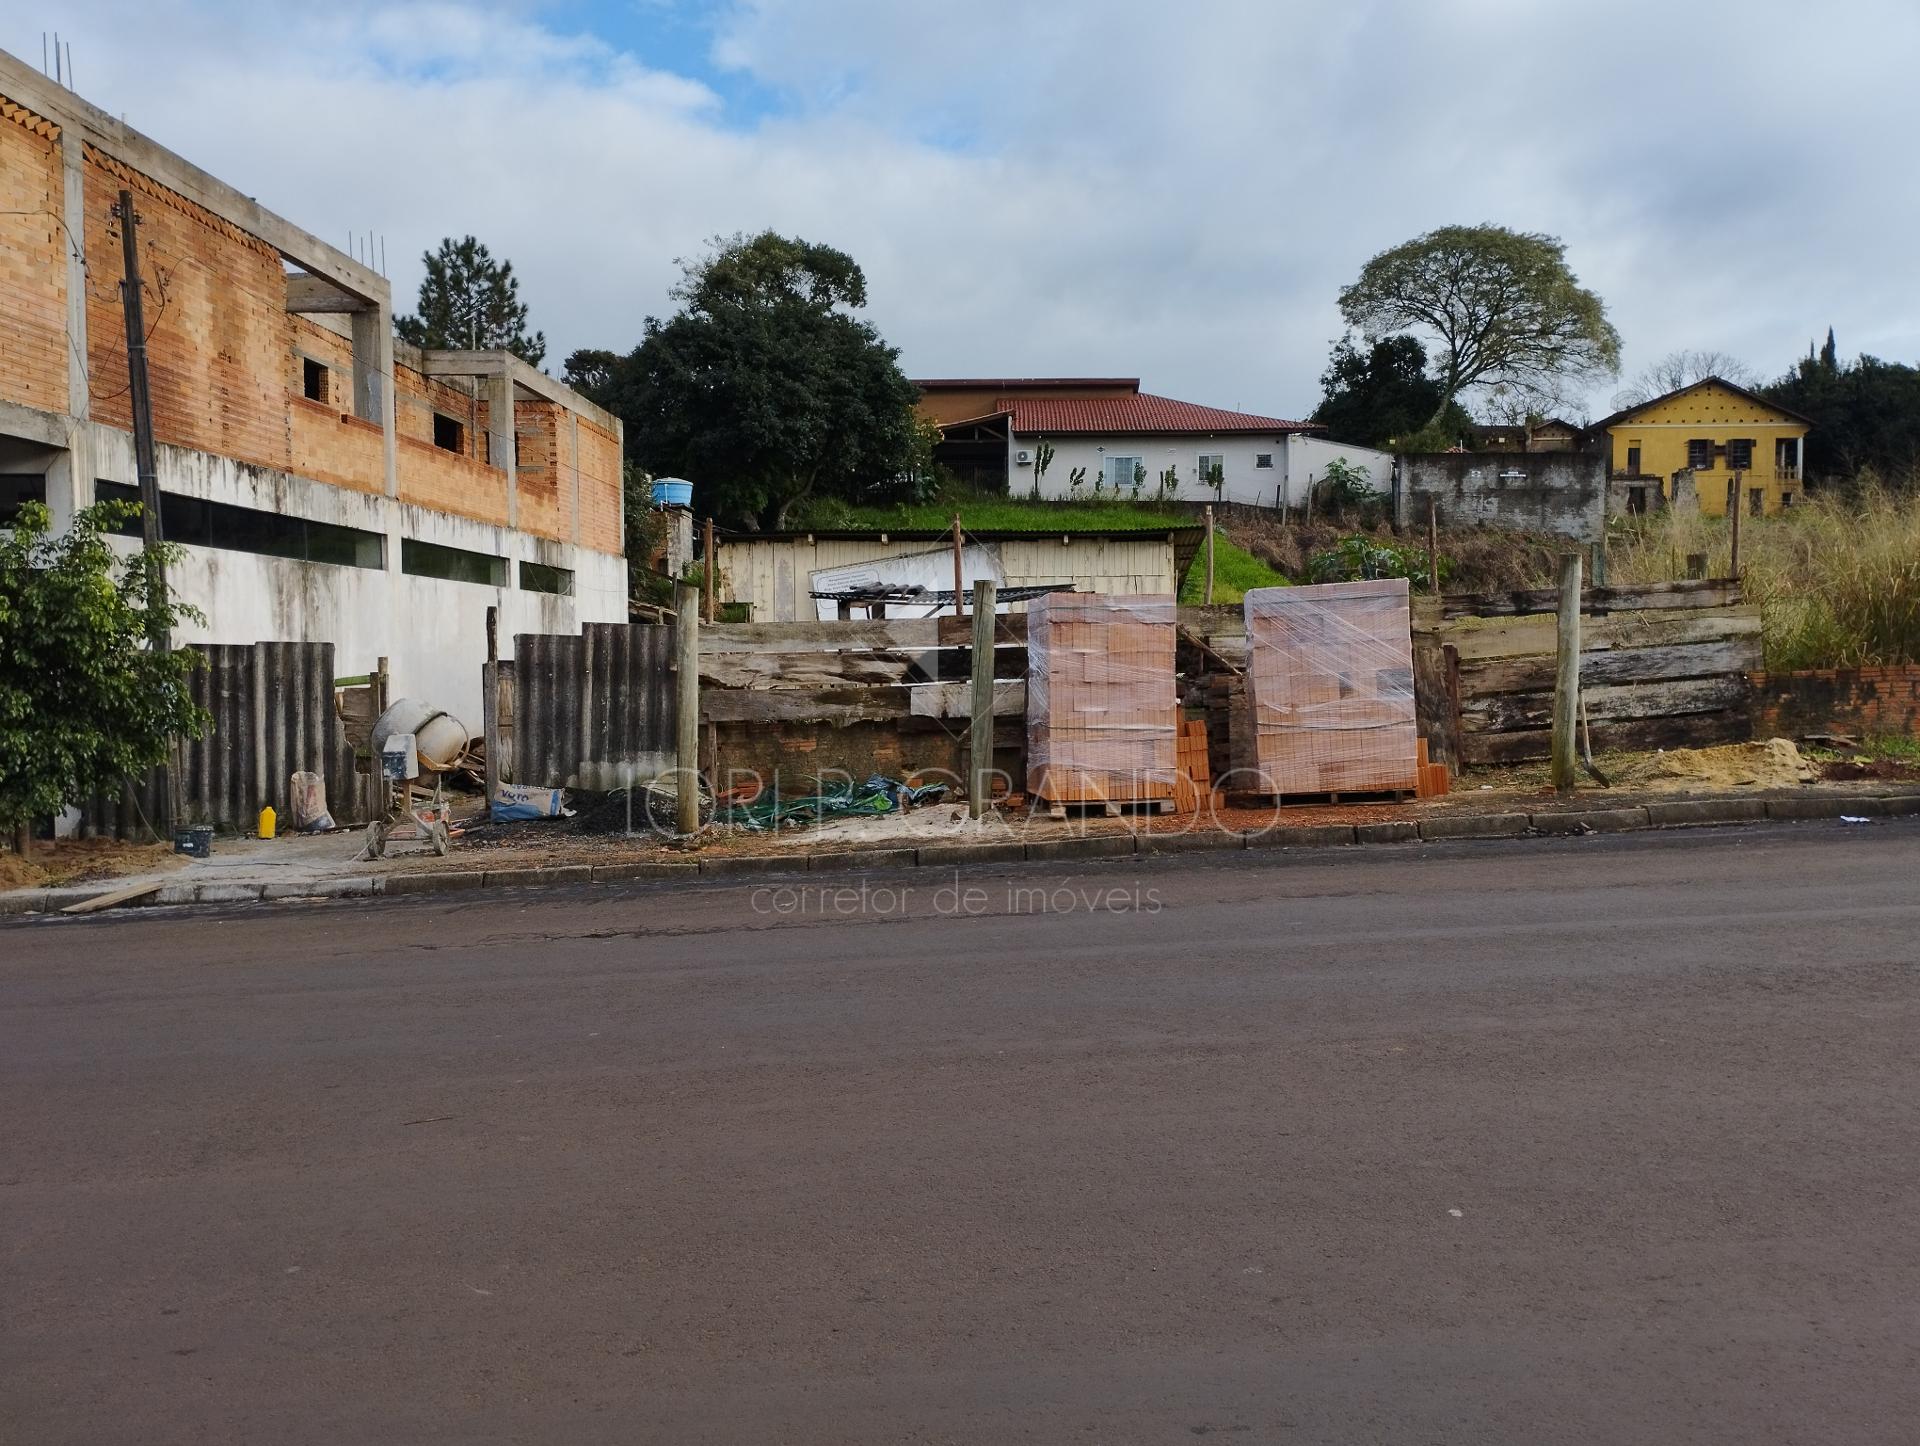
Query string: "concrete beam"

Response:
xmin=0 ymin=48 xmax=388 ymax=307
xmin=286 ymin=273 xmax=368 ymax=314
xmin=0 ymin=398 xmax=71 ymax=450
xmin=421 ymin=351 xmax=621 ymax=435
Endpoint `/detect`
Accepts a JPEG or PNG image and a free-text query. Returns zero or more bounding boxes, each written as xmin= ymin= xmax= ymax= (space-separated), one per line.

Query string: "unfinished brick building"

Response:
xmin=0 ymin=48 xmax=625 ymax=721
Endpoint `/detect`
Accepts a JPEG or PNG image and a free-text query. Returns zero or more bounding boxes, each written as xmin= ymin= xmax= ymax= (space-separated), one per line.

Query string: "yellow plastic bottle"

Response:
xmin=258 ymin=804 xmax=277 ymax=840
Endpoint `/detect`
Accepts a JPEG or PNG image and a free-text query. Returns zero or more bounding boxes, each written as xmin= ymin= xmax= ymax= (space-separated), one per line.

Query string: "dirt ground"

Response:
xmin=0 ymin=839 xmax=185 ymax=891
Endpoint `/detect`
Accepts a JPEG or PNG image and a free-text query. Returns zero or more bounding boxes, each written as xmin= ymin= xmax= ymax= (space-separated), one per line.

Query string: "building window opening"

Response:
xmin=1254 ymin=453 xmax=1274 ymax=469
xmin=0 ymin=474 xmax=48 ymax=526
xmin=1727 ymin=438 xmax=1754 ymax=470
xmin=518 ymin=560 xmax=574 ymax=596
xmin=433 ymin=413 xmax=465 ymax=454
xmin=94 ymin=480 xmax=383 ymax=568
xmin=1687 ymin=438 xmax=1714 ymax=470
xmin=1626 ymin=485 xmax=1648 ymax=516
xmin=402 ymin=537 xmax=507 ymax=587
xmin=1781 ymin=491 xmax=1794 ymax=508
xmin=1749 ymin=488 xmax=1763 ymax=517
xmin=302 ymin=357 xmax=329 ymax=404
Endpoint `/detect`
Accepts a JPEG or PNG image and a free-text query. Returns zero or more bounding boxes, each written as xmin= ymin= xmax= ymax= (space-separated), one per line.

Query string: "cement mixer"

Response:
xmin=361 ymin=699 xmax=472 ymax=859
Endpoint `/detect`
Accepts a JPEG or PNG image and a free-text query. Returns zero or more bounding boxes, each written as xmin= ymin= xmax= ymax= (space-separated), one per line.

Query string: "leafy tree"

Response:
xmin=1763 ymin=331 xmax=1920 ymax=485
xmin=564 ymin=232 xmax=924 ymax=530
xmin=1 ymin=502 xmax=209 ymax=843
xmin=1611 ymin=349 xmax=1756 ymax=409
xmin=1312 ymin=334 xmax=1472 ymax=448
xmin=396 ymin=236 xmax=546 ymax=367
xmin=1338 ymin=224 xmax=1621 ymax=425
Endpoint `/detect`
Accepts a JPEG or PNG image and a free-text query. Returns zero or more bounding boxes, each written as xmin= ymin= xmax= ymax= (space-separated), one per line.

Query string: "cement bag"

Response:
xmin=289 ymin=771 xmax=336 ymax=832
xmin=491 ymin=783 xmax=570 ymax=822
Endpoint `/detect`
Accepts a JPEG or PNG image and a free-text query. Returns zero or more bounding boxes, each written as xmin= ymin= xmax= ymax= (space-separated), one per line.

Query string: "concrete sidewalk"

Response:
xmin=5 ymin=787 xmax=1918 ymax=918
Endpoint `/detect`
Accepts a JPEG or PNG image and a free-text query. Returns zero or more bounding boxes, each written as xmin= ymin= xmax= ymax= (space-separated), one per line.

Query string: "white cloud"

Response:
xmin=11 ymin=0 xmax=1918 ymax=418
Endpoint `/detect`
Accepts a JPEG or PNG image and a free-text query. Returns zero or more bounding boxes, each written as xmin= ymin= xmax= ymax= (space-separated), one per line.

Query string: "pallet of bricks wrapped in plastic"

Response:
xmin=1026 ymin=592 xmax=1178 ymax=814
xmin=1241 ymin=578 xmax=1419 ymax=799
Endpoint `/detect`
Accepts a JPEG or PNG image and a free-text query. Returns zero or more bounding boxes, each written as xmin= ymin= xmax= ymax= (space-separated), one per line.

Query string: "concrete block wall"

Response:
xmin=1397 ymin=451 xmax=1606 ymax=545
xmin=0 ymin=100 xmax=67 ymax=416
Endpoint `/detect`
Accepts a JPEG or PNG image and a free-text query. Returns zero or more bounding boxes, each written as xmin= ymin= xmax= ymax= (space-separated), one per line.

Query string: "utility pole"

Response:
xmin=114 ymin=189 xmax=168 ymax=651
xmin=969 ymin=579 xmax=997 ymax=818
xmin=116 ymin=188 xmax=178 ymax=835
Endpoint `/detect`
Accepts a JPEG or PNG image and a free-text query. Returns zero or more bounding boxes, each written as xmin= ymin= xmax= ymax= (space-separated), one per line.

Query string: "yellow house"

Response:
xmin=1595 ymin=378 xmax=1812 ymax=518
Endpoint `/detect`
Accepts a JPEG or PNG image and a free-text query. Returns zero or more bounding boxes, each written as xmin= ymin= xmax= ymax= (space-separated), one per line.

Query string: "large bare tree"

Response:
xmin=1610 ymin=350 xmax=1756 ymax=410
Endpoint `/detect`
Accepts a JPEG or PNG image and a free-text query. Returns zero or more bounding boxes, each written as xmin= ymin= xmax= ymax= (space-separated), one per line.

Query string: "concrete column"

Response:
xmin=486 ymin=369 xmax=517 ymax=529
xmin=351 ymin=304 xmax=397 ymax=501
xmin=57 ymin=129 xmax=92 ymax=523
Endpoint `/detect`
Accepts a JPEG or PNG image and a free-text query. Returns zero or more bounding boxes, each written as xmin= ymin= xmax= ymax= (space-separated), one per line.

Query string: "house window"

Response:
xmin=402 ymin=538 xmax=508 ymax=587
xmin=1781 ymin=491 xmax=1794 ymax=508
xmin=1726 ymin=438 xmax=1754 ymax=470
xmin=1625 ymin=444 xmax=1641 ymax=475
xmin=1104 ymin=455 xmax=1143 ymax=493
xmin=1626 ymin=485 xmax=1648 ymax=515
xmin=94 ymin=480 xmax=384 ymax=568
xmin=1197 ymin=453 xmax=1225 ymax=490
xmin=1748 ymin=488 xmax=1763 ymax=517
xmin=302 ymin=357 xmax=329 ymax=404
xmin=1686 ymin=439 xmax=1715 ymax=471
xmin=518 ymin=560 xmax=574 ymax=596
xmin=432 ymin=413 xmax=465 ymax=453
xmin=1254 ymin=453 xmax=1274 ymax=469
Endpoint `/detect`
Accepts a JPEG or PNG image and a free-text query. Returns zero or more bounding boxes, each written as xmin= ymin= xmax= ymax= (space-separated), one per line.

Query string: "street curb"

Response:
xmin=1530 ymin=807 xmax=1652 ymax=835
xmin=9 ymin=791 xmax=1919 ymax=918
xmin=1420 ymin=813 xmax=1532 ymax=841
xmin=807 ymin=847 xmax=920 ymax=872
xmin=1645 ymin=798 xmax=1768 ymax=826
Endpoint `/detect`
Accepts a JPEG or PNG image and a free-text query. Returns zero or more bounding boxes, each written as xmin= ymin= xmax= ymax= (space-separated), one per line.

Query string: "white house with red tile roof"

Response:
xmin=915 ymin=378 xmax=1396 ymax=510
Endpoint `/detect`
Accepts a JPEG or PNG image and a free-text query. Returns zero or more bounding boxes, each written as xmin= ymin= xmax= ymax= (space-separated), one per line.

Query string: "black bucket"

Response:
xmin=172 ymin=824 xmax=214 ymax=859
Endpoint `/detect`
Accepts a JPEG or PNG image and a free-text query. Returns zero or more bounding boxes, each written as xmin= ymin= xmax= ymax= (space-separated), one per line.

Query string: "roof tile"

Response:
xmin=998 ymin=392 xmax=1318 ymax=436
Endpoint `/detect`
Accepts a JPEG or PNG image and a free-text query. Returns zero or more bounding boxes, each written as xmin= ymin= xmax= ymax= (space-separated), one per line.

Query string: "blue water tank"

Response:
xmin=651 ymin=478 xmax=693 ymax=508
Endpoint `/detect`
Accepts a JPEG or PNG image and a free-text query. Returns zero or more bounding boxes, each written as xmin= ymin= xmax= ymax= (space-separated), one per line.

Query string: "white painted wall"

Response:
xmin=1009 ymin=432 xmax=1396 ymax=510
xmin=76 ymin=423 xmax=628 ymax=729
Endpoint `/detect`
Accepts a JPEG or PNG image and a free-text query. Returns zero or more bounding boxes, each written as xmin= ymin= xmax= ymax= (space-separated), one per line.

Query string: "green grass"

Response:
xmin=1181 ymin=536 xmax=1288 ymax=605
xmin=790 ymin=498 xmax=1187 ymax=532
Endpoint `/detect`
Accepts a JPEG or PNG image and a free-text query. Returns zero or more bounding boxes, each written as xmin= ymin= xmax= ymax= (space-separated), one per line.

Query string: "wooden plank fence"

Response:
xmin=1412 ymin=579 xmax=1760 ymax=766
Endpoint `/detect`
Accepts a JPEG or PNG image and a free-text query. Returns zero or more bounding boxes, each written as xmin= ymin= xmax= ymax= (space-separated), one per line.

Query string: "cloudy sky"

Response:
xmin=11 ymin=1 xmax=1918 ymax=420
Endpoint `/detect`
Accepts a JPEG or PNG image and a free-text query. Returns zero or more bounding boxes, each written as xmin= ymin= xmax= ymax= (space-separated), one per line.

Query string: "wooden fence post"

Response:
xmin=951 ymin=514 xmax=965 ymax=617
xmin=1426 ymin=496 xmax=1440 ymax=594
xmin=1728 ymin=471 xmax=1743 ymax=579
xmin=1550 ymin=551 xmax=1583 ymax=794
xmin=674 ymin=582 xmax=701 ymax=836
xmin=482 ymin=607 xmax=501 ymax=804
xmin=969 ymin=579 xmax=997 ymax=818
xmin=703 ymin=517 xmax=715 ymax=624
xmin=1203 ymin=505 xmax=1215 ymax=605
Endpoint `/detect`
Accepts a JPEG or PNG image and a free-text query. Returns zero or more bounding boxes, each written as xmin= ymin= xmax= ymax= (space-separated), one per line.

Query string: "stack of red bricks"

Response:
xmin=1242 ymin=579 xmax=1420 ymax=796
xmin=1173 ymin=717 xmax=1212 ymax=813
xmin=1027 ymin=593 xmax=1178 ymax=806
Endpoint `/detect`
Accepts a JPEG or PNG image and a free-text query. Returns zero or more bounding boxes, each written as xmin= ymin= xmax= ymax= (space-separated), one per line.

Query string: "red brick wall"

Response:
xmin=0 ymin=98 xmax=67 ymax=417
xmin=84 ymin=144 xmax=292 ymax=471
xmin=396 ymin=434 xmax=510 ymax=526
xmin=1749 ymin=667 xmax=1920 ymax=741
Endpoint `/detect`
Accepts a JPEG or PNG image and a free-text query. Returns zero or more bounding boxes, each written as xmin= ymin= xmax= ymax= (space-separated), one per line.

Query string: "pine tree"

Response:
xmin=1819 ymin=327 xmax=1838 ymax=376
xmin=396 ymin=236 xmax=546 ymax=367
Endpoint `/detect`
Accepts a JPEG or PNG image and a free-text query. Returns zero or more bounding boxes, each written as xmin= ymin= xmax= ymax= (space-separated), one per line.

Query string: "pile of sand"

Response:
xmin=1647 ymin=738 xmax=1814 ymax=791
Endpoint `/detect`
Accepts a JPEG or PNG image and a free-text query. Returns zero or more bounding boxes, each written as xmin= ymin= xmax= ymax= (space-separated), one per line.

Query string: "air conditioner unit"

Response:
xmin=1015 ymin=449 xmax=1032 ymax=465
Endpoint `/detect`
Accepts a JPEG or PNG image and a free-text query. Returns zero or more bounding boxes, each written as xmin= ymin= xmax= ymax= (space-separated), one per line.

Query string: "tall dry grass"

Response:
xmin=1610 ymin=482 xmax=1920 ymax=670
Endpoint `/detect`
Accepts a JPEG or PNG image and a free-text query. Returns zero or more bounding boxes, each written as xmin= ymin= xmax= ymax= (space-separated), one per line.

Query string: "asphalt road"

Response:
xmin=6 ymin=820 xmax=1920 ymax=1444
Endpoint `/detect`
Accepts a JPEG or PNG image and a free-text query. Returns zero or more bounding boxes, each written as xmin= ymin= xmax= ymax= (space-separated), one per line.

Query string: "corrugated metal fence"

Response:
xmin=511 ymin=622 xmax=675 ymax=790
xmin=82 ymin=641 xmax=362 ymax=839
